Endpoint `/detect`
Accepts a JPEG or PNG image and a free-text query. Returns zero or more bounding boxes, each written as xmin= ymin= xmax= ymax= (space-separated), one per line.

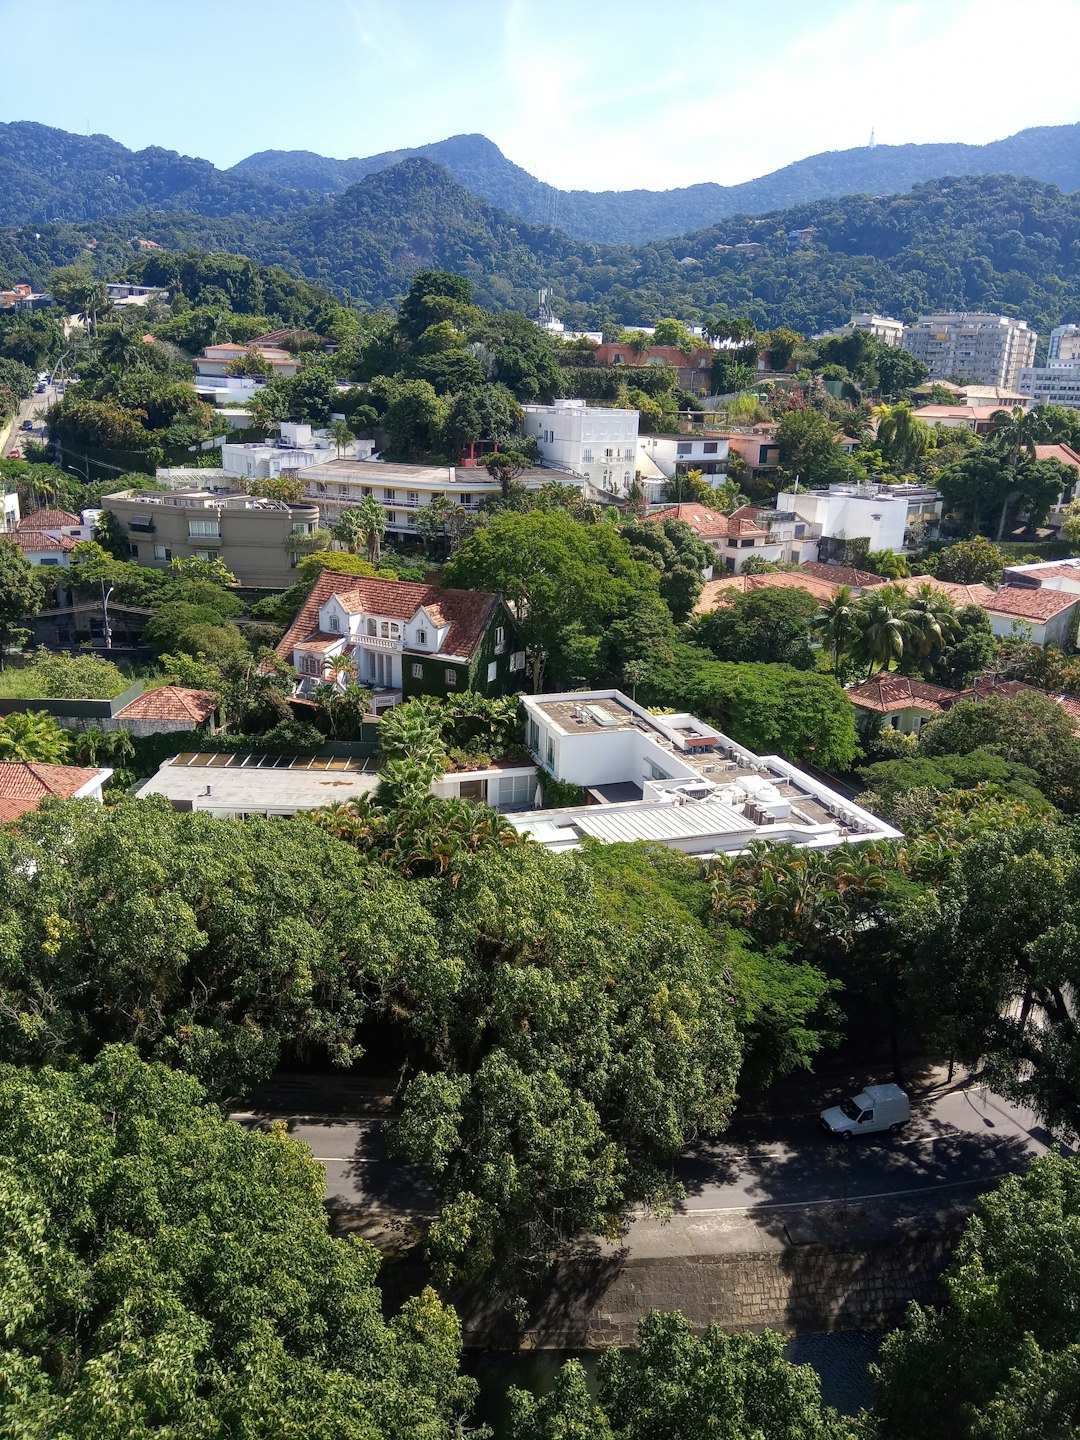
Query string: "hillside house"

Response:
xmin=276 ymin=569 xmax=523 ymax=710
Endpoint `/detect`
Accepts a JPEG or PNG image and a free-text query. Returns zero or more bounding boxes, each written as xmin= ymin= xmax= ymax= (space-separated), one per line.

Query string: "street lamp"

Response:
xmin=100 ymin=582 xmax=114 ymax=651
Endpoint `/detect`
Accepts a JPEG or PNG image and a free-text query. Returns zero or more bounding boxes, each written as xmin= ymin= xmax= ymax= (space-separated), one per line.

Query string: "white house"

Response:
xmin=775 ymin=482 xmax=943 ymax=558
xmin=638 ymin=433 xmax=731 ymax=481
xmin=646 ymin=502 xmax=786 ymax=573
xmin=0 ymin=761 xmax=111 ymax=822
xmin=10 ymin=507 xmax=95 ymax=571
xmin=522 ymin=399 xmax=640 ymax=496
xmin=2 ymin=489 xmax=19 ymax=533
xmin=507 ymin=690 xmax=899 ymax=856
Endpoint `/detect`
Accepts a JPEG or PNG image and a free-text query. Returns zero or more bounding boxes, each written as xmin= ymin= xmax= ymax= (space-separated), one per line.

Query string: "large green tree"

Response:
xmin=0 ymin=536 xmax=43 ymax=670
xmin=684 ymin=662 xmax=859 ymax=769
xmin=691 ymin=587 xmax=819 ymax=668
xmin=0 ymin=1046 xmax=478 ymax=1440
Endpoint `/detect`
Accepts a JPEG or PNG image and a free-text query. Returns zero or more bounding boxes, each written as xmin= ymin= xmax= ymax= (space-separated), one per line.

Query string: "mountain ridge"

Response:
xmin=231 ymin=124 xmax=1080 ymax=244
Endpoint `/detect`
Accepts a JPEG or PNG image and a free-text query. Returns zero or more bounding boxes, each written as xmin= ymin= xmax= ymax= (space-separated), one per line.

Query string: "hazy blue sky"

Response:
xmin=3 ymin=0 xmax=1078 ymax=191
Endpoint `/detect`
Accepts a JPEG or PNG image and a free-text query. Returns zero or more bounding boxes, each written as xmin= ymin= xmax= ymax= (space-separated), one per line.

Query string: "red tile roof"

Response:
xmin=695 ymin=572 xmax=839 ymax=612
xmin=11 ymin=531 xmax=78 ymax=553
xmin=981 ymin=587 xmax=1080 ymax=621
xmin=648 ymin=502 xmax=767 ymax=540
xmin=799 ymin=562 xmax=887 ymax=589
xmin=276 ymin=570 xmax=501 ymax=664
xmin=114 ymin=686 xmax=217 ymax=723
xmin=847 ymin=675 xmax=959 ymax=714
xmin=0 ymin=762 xmax=104 ymax=822
xmin=1034 ymin=443 xmax=1080 ymax=471
xmin=17 ymin=507 xmax=80 ymax=529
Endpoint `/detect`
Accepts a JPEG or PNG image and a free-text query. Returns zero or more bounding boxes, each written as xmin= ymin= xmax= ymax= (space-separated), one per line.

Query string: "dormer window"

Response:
xmin=328 ymin=614 xmax=341 ymax=633
xmin=416 ymin=628 xmax=427 ymax=646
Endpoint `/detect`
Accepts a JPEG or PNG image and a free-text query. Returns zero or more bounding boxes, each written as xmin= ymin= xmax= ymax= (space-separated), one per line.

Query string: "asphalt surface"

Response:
xmin=5 ymin=382 xmax=58 ymax=455
xmin=237 ymin=1071 xmax=1062 ymax=1227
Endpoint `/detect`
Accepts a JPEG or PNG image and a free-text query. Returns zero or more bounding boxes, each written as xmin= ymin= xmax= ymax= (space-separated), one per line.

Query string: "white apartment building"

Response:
xmin=521 ymin=399 xmax=640 ymax=496
xmin=821 ymin=313 xmax=904 ymax=347
xmin=638 ymin=433 xmax=731 ymax=480
xmin=901 ymin=313 xmax=1037 ymax=390
xmin=506 ymin=690 xmax=899 ymax=856
xmin=1050 ymin=325 xmax=1080 ymax=363
xmin=1018 ymin=364 xmax=1080 ymax=411
xmin=775 ymin=482 xmax=943 ymax=557
xmin=219 ymin=423 xmax=372 ymax=479
xmin=301 ymin=458 xmax=510 ymax=537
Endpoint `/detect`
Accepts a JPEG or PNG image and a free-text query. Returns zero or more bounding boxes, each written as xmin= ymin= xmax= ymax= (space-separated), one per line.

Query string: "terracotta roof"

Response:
xmin=799 ymin=562 xmax=887 ymax=589
xmin=1007 ymin=563 xmax=1080 ymax=582
xmin=648 ymin=503 xmax=767 ymax=540
xmin=0 ymin=762 xmax=103 ymax=822
xmin=981 ymin=587 xmax=1080 ymax=621
xmin=18 ymin=507 xmax=80 ymax=529
xmin=1034 ymin=443 xmax=1080 ymax=471
xmin=114 ymin=686 xmax=217 ymax=723
xmin=276 ymin=570 xmax=501 ymax=664
xmin=896 ymin=575 xmax=998 ymax=608
xmin=912 ymin=405 xmax=1012 ymax=423
xmin=11 ymin=530 xmax=78 ymax=553
xmin=847 ymin=674 xmax=958 ymax=714
xmin=695 ymin=572 xmax=839 ymax=613
xmin=294 ymin=634 xmax=342 ymax=654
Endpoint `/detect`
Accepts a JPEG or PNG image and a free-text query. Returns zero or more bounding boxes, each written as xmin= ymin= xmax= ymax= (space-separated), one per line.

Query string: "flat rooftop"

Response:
xmin=135 ymin=751 xmax=379 ymax=812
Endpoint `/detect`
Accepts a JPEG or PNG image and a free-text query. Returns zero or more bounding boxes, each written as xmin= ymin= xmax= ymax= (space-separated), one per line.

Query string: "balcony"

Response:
xmin=355 ymin=634 xmax=402 ymax=653
xmin=127 ymin=519 xmax=155 ymax=534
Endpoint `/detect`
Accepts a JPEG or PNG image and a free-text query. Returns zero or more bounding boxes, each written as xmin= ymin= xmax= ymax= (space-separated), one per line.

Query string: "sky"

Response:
xmin=2 ymin=0 xmax=1078 ymax=192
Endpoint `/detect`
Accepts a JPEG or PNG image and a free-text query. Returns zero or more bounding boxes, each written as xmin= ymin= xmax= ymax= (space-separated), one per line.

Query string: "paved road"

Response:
xmin=238 ymin=1074 xmax=1062 ymax=1226
xmin=4 ymin=381 xmax=59 ymax=456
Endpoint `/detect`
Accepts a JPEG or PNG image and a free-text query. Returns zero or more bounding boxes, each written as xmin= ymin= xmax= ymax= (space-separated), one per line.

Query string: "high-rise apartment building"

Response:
xmin=1049 ymin=325 xmax=1080 ymax=363
xmin=901 ymin=313 xmax=1037 ymax=390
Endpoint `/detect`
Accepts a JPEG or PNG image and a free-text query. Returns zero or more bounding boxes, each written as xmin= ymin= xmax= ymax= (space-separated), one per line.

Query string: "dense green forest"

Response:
xmin=3 ymin=117 xmax=1079 ymax=245
xmin=2 ymin=164 xmax=1079 ymax=338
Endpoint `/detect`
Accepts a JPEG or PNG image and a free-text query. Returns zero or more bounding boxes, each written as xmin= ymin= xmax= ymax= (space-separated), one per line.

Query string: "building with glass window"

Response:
xmin=104 ymin=488 xmax=321 ymax=587
xmin=521 ymin=399 xmax=640 ymax=496
xmin=275 ymin=567 xmax=523 ymax=710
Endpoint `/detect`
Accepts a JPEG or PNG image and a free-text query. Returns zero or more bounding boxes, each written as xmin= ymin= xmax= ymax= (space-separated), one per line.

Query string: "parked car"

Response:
xmin=20 ymin=419 xmax=33 ymax=431
xmin=820 ymin=1083 xmax=910 ymax=1140
xmin=8 ymin=448 xmax=21 ymax=458
xmin=35 ymin=382 xmax=46 ymax=393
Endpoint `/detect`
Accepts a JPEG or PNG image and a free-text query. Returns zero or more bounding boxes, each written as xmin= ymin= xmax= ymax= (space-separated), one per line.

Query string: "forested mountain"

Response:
xmin=4 ymin=116 xmax=1079 ymax=243
xmin=233 ymin=124 xmax=1080 ymax=244
xmin=0 ymin=121 xmax=320 ymax=222
xmin=2 ymin=162 xmax=1080 ymax=340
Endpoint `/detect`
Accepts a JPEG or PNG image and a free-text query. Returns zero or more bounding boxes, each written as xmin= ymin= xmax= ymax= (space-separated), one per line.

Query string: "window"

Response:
xmin=384 ymin=488 xmax=396 ymax=502
xmin=407 ymin=491 xmax=419 ymax=507
xmin=387 ymin=512 xmax=398 ymax=525
xmin=381 ymin=621 xmax=391 ymax=638
xmin=487 ymin=660 xmax=498 ymax=683
xmin=153 ymin=544 xmax=172 ymax=562
xmin=527 ymin=718 xmax=539 ymax=752
xmin=677 ymin=442 xmax=692 ymax=456
xmin=582 ymin=448 xmax=593 ymax=462
xmin=188 ymin=519 xmax=220 ymax=538
xmin=328 ymin=614 xmax=341 ymax=633
xmin=703 ymin=442 xmax=718 ymax=455
xmin=494 ymin=625 xmax=505 ymax=653
xmin=38 ymin=556 xmax=60 ymax=566
xmin=367 ymin=619 xmax=377 ymax=636
xmin=545 ymin=737 xmax=555 ymax=767
xmin=195 ymin=549 xmax=216 ymax=562
xmin=411 ymin=662 xmax=423 ymax=679
xmin=416 ymin=628 xmax=427 ymax=646
xmin=499 ymin=772 xmax=535 ymax=809
xmin=444 ymin=668 xmax=458 ymax=687
xmin=510 ymin=650 xmax=526 ymax=672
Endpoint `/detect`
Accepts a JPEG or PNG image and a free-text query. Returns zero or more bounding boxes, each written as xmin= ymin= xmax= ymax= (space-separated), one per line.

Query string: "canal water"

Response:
xmin=466 ymin=1331 xmax=883 ymax=1433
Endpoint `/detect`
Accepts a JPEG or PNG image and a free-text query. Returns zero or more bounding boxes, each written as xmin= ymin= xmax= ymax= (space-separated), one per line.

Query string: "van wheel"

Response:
xmin=840 ymin=1130 xmax=852 ymax=1141
xmin=889 ymin=1123 xmax=904 ymax=1135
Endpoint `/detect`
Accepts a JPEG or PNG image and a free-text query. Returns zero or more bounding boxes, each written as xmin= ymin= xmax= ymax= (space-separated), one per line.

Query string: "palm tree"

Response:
xmin=724 ymin=361 xmax=757 ymax=396
xmin=897 ymin=584 xmax=959 ymax=661
xmin=815 ymin=585 xmax=857 ymax=672
xmin=875 ymin=403 xmax=931 ymax=472
xmin=851 ymin=595 xmax=907 ymax=677
xmin=712 ymin=477 xmax=750 ymax=514
xmin=329 ymin=419 xmax=355 ymax=457
xmin=353 ymin=495 xmax=387 ymax=565
xmin=0 ymin=710 xmax=72 ymax=763
xmin=96 ymin=324 xmax=147 ymax=374
xmin=327 ymin=653 xmax=357 ymax=686
xmin=332 ymin=509 xmax=366 ymax=555
xmin=990 ymin=405 xmax=1047 ymax=467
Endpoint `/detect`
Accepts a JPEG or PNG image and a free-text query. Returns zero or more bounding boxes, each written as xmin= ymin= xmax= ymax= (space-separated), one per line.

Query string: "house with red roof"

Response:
xmin=0 ymin=761 xmax=110 ymax=823
xmin=111 ymin=685 xmax=219 ymax=737
xmin=276 ymin=570 xmax=523 ymax=710
xmin=896 ymin=573 xmax=1080 ymax=648
xmin=646 ymin=502 xmax=785 ymax=573
xmin=846 ymin=674 xmax=960 ymax=736
xmin=11 ymin=506 xmax=95 ymax=572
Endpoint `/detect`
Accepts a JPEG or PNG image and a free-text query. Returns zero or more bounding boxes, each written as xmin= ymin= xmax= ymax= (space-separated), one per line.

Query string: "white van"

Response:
xmin=820 ymin=1083 xmax=910 ymax=1140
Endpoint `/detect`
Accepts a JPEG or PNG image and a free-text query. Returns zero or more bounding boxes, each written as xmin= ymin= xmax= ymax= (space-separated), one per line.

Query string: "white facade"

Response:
xmin=1050 ymin=325 xmax=1080 ymax=363
xmin=823 ymin=313 xmax=904 ymax=347
xmin=639 ymin=433 xmax=731 ymax=479
xmin=509 ymin=691 xmax=899 ymax=856
xmin=1 ymin=490 xmax=19 ymax=533
xmin=522 ymin=399 xmax=640 ymax=496
xmin=775 ymin=483 xmax=942 ymax=554
xmin=303 ymin=458 xmax=504 ymax=536
xmin=901 ymin=313 xmax=1037 ymax=390
xmin=1018 ymin=363 xmax=1080 ymax=411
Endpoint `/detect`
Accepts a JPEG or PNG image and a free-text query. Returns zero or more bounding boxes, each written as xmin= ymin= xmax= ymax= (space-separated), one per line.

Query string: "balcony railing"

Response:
xmin=355 ymin=634 xmax=402 ymax=652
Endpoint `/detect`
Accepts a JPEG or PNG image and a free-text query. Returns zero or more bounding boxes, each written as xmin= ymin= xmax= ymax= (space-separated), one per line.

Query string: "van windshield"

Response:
xmin=839 ymin=1098 xmax=863 ymax=1121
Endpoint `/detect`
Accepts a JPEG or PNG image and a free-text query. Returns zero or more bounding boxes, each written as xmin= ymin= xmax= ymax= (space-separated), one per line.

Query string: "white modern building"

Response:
xmin=1050 ymin=325 xmax=1080 ymax=363
xmin=775 ymin=482 xmax=943 ymax=557
xmin=1017 ymin=364 xmax=1080 ymax=411
xmin=901 ymin=313 xmax=1037 ymax=390
xmin=820 ymin=313 xmax=904 ymax=347
xmin=1 ymin=489 xmax=19 ymax=533
xmin=522 ymin=399 xmax=640 ymax=496
xmin=638 ymin=433 xmax=731 ymax=480
xmin=219 ymin=423 xmax=372 ymax=479
xmin=106 ymin=282 xmax=169 ymax=307
xmin=505 ymin=690 xmax=899 ymax=856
